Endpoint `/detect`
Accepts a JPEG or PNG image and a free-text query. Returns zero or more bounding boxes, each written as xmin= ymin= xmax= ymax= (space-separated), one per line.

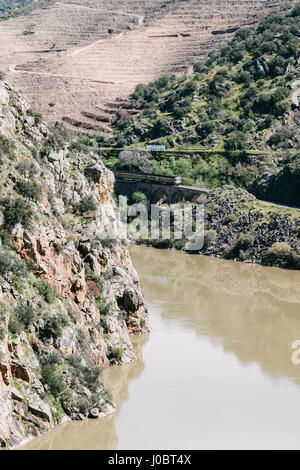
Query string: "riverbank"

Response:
xmin=132 ymin=185 xmax=300 ymax=270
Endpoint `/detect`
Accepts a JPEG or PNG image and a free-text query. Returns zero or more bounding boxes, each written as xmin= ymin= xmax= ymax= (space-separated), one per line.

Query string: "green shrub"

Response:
xmin=77 ymin=328 xmax=87 ymax=347
xmin=95 ymin=297 xmax=112 ymax=316
xmin=225 ymin=131 xmax=247 ymax=151
xmin=0 ymin=197 xmax=34 ymax=228
xmin=100 ymin=315 xmax=109 ymax=334
xmin=14 ymin=302 xmax=35 ymax=329
xmin=292 ymin=3 xmax=300 ymax=16
xmin=227 ymin=232 xmax=254 ymax=258
xmin=224 ymin=214 xmax=238 ymax=225
xmin=73 ymin=195 xmax=98 ymax=215
xmin=0 ymin=250 xmax=27 ymax=278
xmin=17 ymin=160 xmax=38 ymax=178
xmin=8 ymin=302 xmax=36 ymax=336
xmin=0 ymin=326 xmax=5 ymax=341
xmin=108 ymin=346 xmax=122 ymax=363
xmin=54 ymin=242 xmax=63 ymax=254
xmin=132 ymin=191 xmax=147 ymax=204
xmin=204 ymin=229 xmax=217 ymax=247
xmin=40 ymin=313 xmax=68 ymax=339
xmin=42 ymin=351 xmax=62 ymax=366
xmin=27 ymin=107 xmax=43 ymax=124
xmin=68 ymin=363 xmax=102 ymax=393
xmin=34 ymin=279 xmax=57 ymax=303
xmin=133 ymin=83 xmax=145 ymax=100
xmin=14 ymin=179 xmax=42 ymax=201
xmin=0 ymin=134 xmax=15 ymax=155
xmin=236 ymin=232 xmax=254 ymax=250
xmin=101 ymin=238 xmax=116 ymax=249
xmin=41 ymin=364 xmax=65 ymax=397
xmin=267 ymin=128 xmax=294 ymax=148
xmin=266 ymin=242 xmax=292 ymax=258
xmin=8 ymin=316 xmax=23 ymax=336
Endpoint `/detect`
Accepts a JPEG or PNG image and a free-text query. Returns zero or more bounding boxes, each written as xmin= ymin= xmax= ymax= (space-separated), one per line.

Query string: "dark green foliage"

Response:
xmin=225 ymin=131 xmax=247 ymax=151
xmin=132 ymin=191 xmax=147 ymax=204
xmin=8 ymin=316 xmax=23 ymax=335
xmin=108 ymin=346 xmax=122 ymax=363
xmin=100 ymin=315 xmax=109 ymax=334
xmin=117 ymin=150 xmax=152 ymax=173
xmin=14 ymin=179 xmax=42 ymax=201
xmin=27 ymin=107 xmax=42 ymax=124
xmin=34 ymin=279 xmax=57 ymax=303
xmin=17 ymin=160 xmax=38 ymax=178
xmin=227 ymin=232 xmax=254 ymax=258
xmin=0 ymin=0 xmax=33 ymax=20
xmin=0 ymin=134 xmax=15 ymax=155
xmin=54 ymin=242 xmax=63 ymax=254
xmin=68 ymin=354 xmax=102 ymax=393
xmin=73 ymin=195 xmax=98 ymax=215
xmin=267 ymin=128 xmax=294 ymax=148
xmin=0 ymin=197 xmax=34 ymax=228
xmin=251 ymin=88 xmax=290 ymax=116
xmin=291 ymin=3 xmax=300 ymax=16
xmin=39 ymin=313 xmax=68 ymax=340
xmin=95 ymin=297 xmax=112 ymax=316
xmin=40 ymin=125 xmax=67 ymax=157
xmin=101 ymin=238 xmax=116 ymax=249
xmin=41 ymin=363 xmax=65 ymax=397
xmin=0 ymin=249 xmax=27 ymax=278
xmin=133 ymin=84 xmax=145 ymax=100
xmin=14 ymin=302 xmax=35 ymax=329
xmin=0 ymin=326 xmax=5 ymax=341
xmin=8 ymin=302 xmax=36 ymax=335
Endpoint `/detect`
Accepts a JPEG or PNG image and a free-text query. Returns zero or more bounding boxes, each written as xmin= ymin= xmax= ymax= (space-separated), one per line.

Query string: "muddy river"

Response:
xmin=23 ymin=245 xmax=300 ymax=450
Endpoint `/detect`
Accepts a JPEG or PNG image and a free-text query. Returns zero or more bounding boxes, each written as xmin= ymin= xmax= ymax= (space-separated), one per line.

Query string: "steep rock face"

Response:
xmin=0 ymin=81 xmax=149 ymax=448
xmin=250 ymin=158 xmax=300 ymax=206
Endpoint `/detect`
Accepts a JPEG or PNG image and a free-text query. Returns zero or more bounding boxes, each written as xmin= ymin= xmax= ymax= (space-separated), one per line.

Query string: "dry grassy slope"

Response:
xmin=0 ymin=0 xmax=291 ymax=134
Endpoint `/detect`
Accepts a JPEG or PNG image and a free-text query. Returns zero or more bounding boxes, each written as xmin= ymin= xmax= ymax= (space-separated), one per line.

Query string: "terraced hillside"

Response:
xmin=0 ymin=0 xmax=291 ymax=135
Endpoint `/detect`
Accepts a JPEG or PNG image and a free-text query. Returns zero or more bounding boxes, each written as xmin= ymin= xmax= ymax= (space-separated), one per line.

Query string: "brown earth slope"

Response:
xmin=0 ymin=0 xmax=292 ymax=135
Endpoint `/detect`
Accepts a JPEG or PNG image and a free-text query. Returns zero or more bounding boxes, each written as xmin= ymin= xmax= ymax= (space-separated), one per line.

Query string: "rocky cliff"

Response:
xmin=0 ymin=81 xmax=149 ymax=448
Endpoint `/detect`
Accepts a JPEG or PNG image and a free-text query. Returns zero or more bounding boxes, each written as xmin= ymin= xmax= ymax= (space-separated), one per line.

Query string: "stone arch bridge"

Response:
xmin=114 ymin=178 xmax=211 ymax=204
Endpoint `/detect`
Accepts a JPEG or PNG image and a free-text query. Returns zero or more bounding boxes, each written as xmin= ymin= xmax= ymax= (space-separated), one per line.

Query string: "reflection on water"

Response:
xmin=23 ymin=246 xmax=300 ymax=450
xmin=133 ymin=246 xmax=300 ymax=386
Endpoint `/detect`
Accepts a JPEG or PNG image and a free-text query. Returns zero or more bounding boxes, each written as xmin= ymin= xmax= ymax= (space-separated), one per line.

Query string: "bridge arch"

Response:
xmin=152 ymin=188 xmax=169 ymax=204
xmin=170 ymin=190 xmax=185 ymax=204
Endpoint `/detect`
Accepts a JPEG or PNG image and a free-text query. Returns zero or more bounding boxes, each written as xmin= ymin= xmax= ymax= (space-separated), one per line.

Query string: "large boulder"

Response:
xmin=122 ymin=287 xmax=142 ymax=313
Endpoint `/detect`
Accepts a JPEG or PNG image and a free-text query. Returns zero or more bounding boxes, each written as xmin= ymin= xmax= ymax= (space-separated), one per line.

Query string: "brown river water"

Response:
xmin=23 ymin=245 xmax=300 ymax=450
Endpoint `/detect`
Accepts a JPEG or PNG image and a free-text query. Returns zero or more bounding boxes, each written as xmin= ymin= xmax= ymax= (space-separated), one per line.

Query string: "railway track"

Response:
xmin=98 ymin=147 xmax=293 ymax=159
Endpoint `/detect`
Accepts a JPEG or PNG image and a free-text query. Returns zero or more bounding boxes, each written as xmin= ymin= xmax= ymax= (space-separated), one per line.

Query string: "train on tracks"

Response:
xmin=114 ymin=171 xmax=182 ymax=186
